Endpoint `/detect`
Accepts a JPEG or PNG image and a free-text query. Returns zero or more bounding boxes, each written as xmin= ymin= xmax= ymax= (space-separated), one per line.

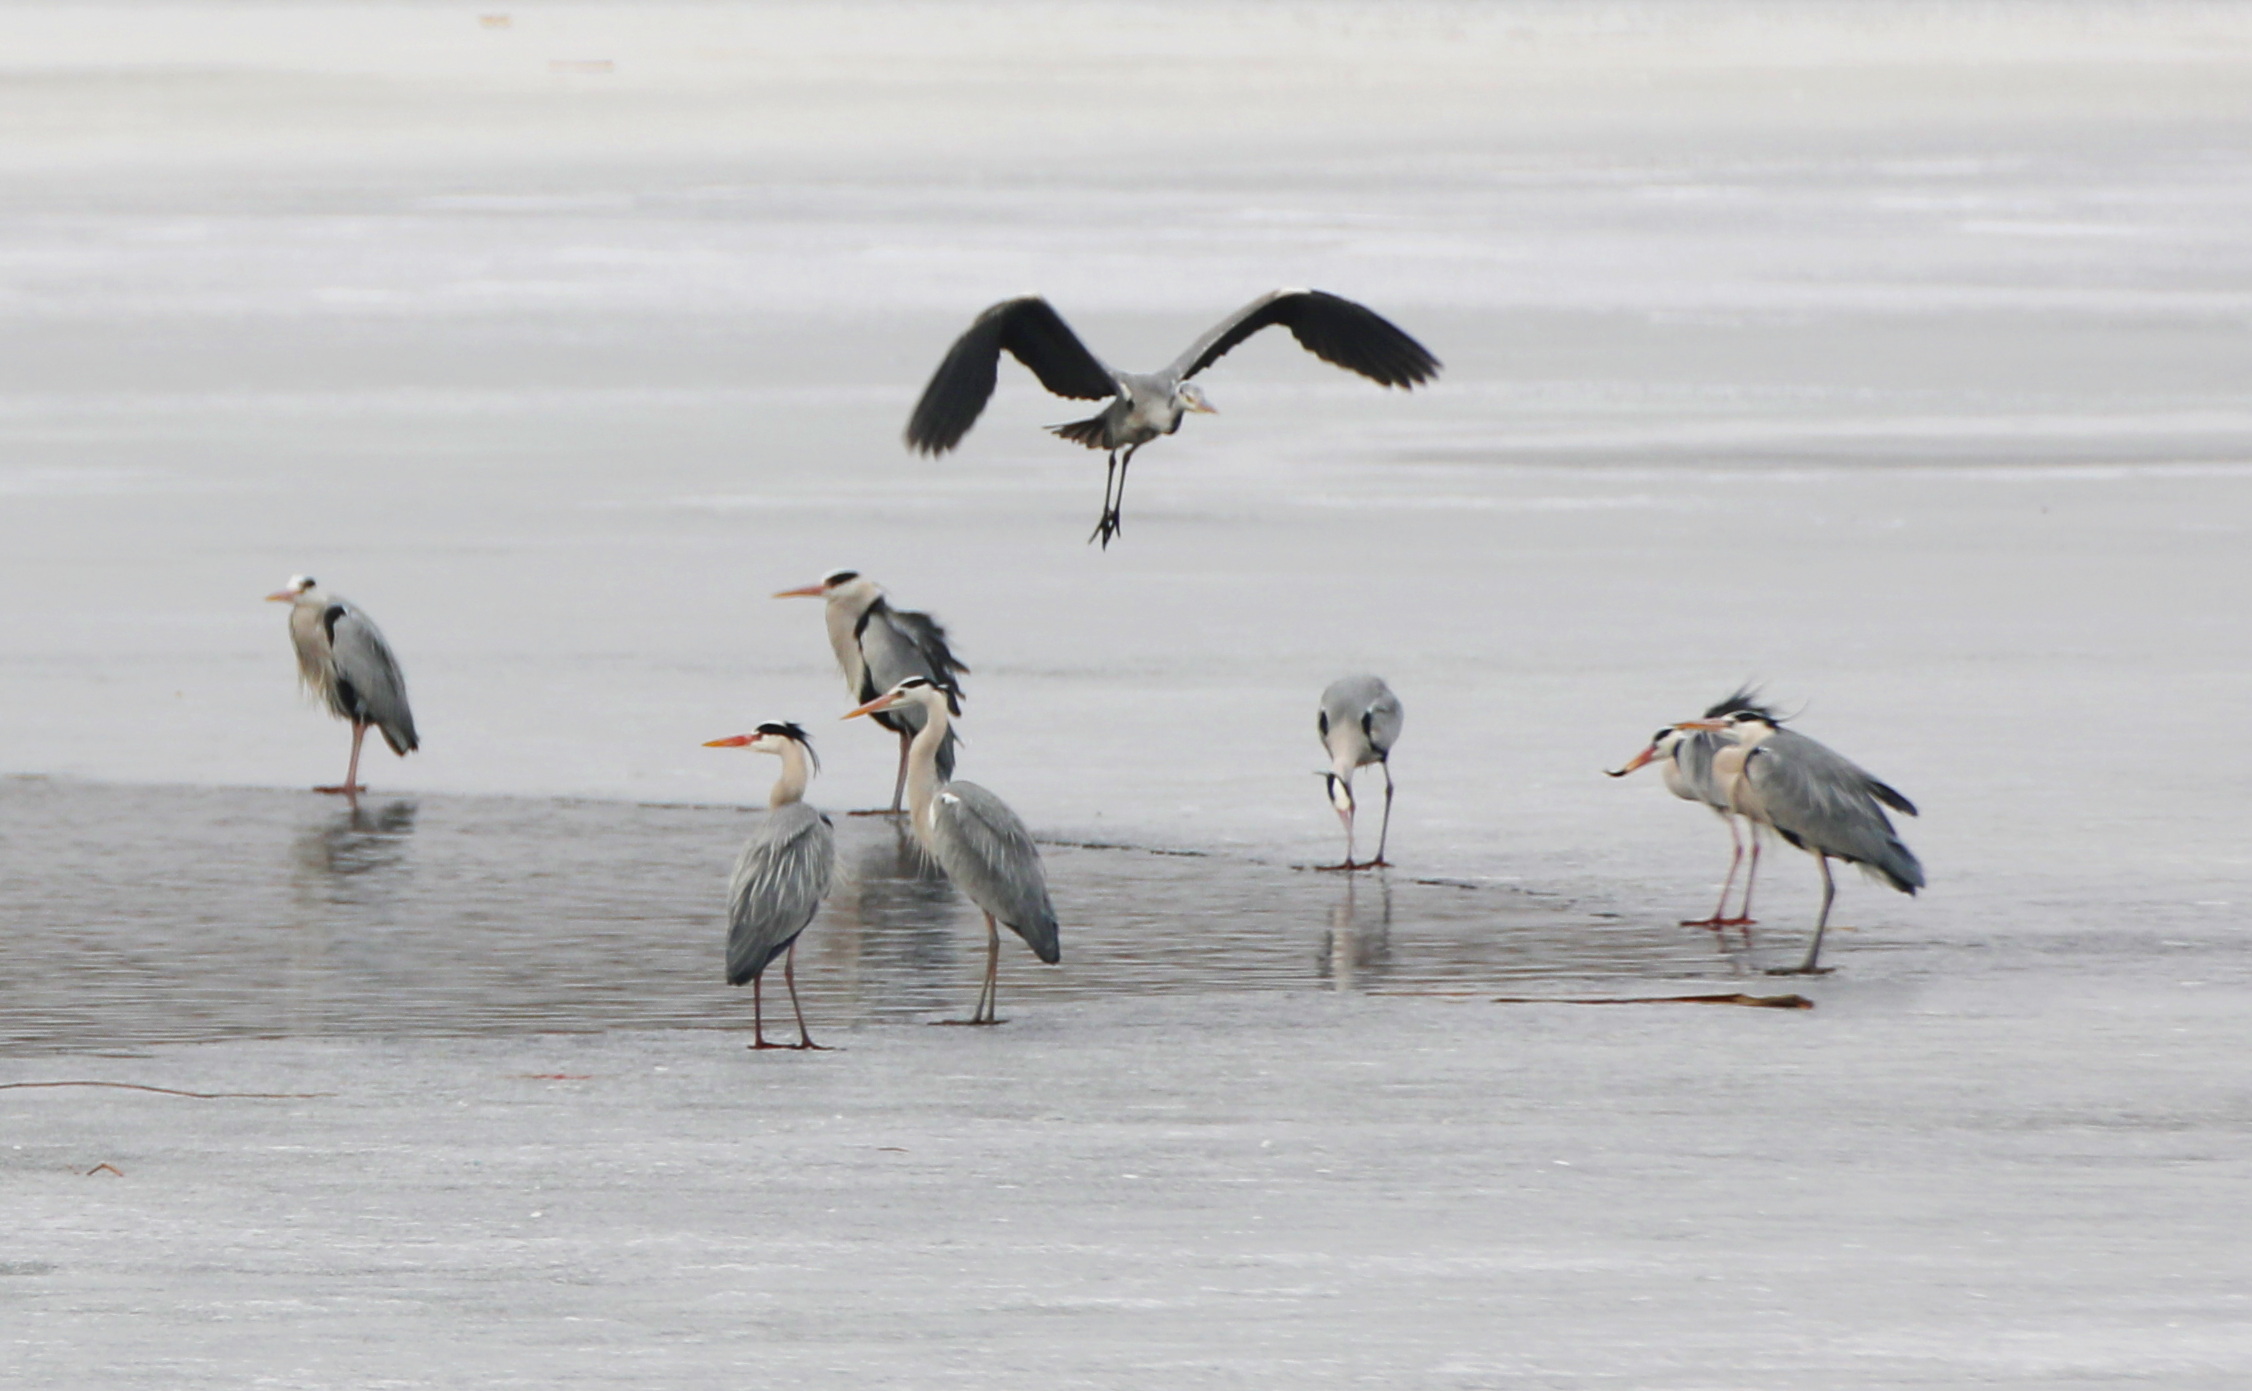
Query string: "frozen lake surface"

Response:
xmin=3 ymin=0 xmax=2251 ymax=1384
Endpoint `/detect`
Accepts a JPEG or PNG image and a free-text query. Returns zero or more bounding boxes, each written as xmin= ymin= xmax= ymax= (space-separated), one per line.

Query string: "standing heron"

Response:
xmin=1317 ymin=675 xmax=1403 ymax=871
xmin=266 ymin=575 xmax=418 ymax=796
xmin=1606 ymin=688 xmax=1778 ymax=929
xmin=776 ymin=569 xmax=967 ymax=815
xmin=844 ymin=676 xmax=1059 ymax=1024
xmin=1683 ymin=710 xmax=1924 ymax=975
xmin=704 ymin=722 xmax=837 ymax=1050
xmin=905 ymin=289 xmax=1441 ymax=547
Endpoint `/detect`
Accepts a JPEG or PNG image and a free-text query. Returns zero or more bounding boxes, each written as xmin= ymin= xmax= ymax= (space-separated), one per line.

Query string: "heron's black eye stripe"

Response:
xmin=824 ymin=569 xmax=859 ymax=585
xmin=1653 ymin=729 xmax=1670 ymax=743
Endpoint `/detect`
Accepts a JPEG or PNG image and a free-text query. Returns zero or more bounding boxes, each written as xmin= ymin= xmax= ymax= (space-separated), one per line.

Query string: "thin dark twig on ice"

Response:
xmin=0 ymin=1081 xmax=335 ymax=1099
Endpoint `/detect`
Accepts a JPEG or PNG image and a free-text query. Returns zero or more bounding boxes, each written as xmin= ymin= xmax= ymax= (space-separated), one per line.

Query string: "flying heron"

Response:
xmin=1316 ymin=674 xmax=1403 ymax=871
xmin=905 ymin=289 xmax=1441 ymax=547
xmin=705 ymin=721 xmax=837 ymax=1050
xmin=1682 ymin=710 xmax=1924 ymax=975
xmin=776 ymin=569 xmax=967 ymax=815
xmin=266 ymin=575 xmax=418 ymax=796
xmin=844 ymin=676 xmax=1059 ymax=1024
xmin=1606 ymin=687 xmax=1779 ymax=930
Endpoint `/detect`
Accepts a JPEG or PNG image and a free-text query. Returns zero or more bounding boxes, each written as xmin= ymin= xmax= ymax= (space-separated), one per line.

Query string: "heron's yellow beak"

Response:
xmin=1604 ymin=744 xmax=1661 ymax=778
xmin=1673 ymin=719 xmax=1728 ymax=732
xmin=1189 ymin=398 xmax=1218 ymax=414
xmin=703 ymin=734 xmax=754 ymax=748
xmin=843 ymin=692 xmax=900 ymax=720
xmin=263 ymin=590 xmax=298 ymax=603
xmin=773 ymin=583 xmax=827 ymax=599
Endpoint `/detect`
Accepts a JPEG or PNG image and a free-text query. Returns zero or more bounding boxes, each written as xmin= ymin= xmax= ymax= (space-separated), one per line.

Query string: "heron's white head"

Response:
xmin=843 ymin=674 xmax=958 ymax=722
xmin=1175 ymin=382 xmax=1218 ymax=415
xmin=1324 ymin=771 xmax=1356 ymax=830
xmin=703 ymin=720 xmax=820 ymax=771
xmin=1605 ymin=726 xmax=1687 ymax=778
xmin=774 ymin=568 xmax=877 ymax=607
xmin=265 ymin=575 xmax=318 ymax=604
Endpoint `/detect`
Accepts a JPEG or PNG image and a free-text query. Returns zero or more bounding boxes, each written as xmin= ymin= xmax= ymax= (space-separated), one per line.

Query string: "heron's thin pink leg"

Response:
xmin=319 ymin=722 xmax=368 ymax=796
xmin=1683 ymin=815 xmax=1745 ymax=928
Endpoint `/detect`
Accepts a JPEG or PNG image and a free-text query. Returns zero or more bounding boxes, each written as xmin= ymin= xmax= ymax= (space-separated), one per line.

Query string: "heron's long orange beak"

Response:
xmin=1604 ymin=744 xmax=1661 ymax=778
xmin=1673 ymin=719 xmax=1728 ymax=732
xmin=773 ymin=583 xmax=827 ymax=599
xmin=263 ymin=590 xmax=297 ymax=603
xmin=703 ymin=734 xmax=754 ymax=748
xmin=843 ymin=692 xmax=901 ymax=720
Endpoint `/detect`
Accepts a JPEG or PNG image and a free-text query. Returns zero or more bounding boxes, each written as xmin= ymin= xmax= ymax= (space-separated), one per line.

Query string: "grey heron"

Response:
xmin=776 ymin=569 xmax=967 ymax=815
xmin=265 ymin=575 xmax=418 ymax=796
xmin=1681 ymin=710 xmax=1924 ymax=975
xmin=844 ymin=676 xmax=1059 ymax=1024
xmin=705 ymin=721 xmax=838 ymax=1049
xmin=905 ymin=289 xmax=1441 ymax=547
xmin=1605 ymin=688 xmax=1779 ymax=930
xmin=1316 ymin=674 xmax=1403 ymax=871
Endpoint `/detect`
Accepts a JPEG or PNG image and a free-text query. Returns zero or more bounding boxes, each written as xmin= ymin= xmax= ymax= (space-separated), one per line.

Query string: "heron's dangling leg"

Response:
xmin=784 ymin=943 xmax=828 ymax=1050
xmin=1683 ymin=814 xmax=1747 ymax=929
xmin=319 ymin=721 xmax=370 ymax=796
xmin=1089 ymin=450 xmax=1121 ymax=546
xmin=1369 ymin=761 xmax=1396 ymax=868
xmin=1770 ymin=854 xmax=1837 ymax=976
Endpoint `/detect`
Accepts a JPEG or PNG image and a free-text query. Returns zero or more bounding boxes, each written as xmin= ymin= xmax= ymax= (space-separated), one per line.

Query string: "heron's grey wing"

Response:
xmin=856 ymin=603 xmax=961 ymax=782
xmin=1168 ymin=289 xmax=1441 ymax=388
xmin=905 ymin=297 xmax=1119 ymax=455
xmin=1360 ymin=685 xmax=1404 ymax=757
xmin=726 ymin=804 xmax=837 ymax=984
xmin=929 ymin=781 xmax=1060 ymax=963
xmin=324 ymin=604 xmax=418 ymax=754
xmin=1744 ymin=731 xmax=1923 ymax=893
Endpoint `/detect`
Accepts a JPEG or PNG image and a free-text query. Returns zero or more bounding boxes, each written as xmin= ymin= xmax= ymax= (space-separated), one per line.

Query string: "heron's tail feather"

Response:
xmin=1048 ymin=415 xmax=1110 ymax=450
xmin=1866 ymin=837 xmax=1925 ymax=896
xmin=378 ymin=716 xmax=418 ymax=757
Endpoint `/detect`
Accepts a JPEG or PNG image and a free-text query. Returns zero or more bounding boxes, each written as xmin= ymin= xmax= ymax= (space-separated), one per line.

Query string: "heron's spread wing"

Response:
xmin=1169 ymin=289 xmax=1441 ymax=388
xmin=726 ymin=804 xmax=837 ymax=984
xmin=324 ymin=604 xmax=418 ymax=754
xmin=929 ymin=782 xmax=1060 ymax=963
xmin=1743 ymin=731 xmax=1923 ymax=892
xmin=905 ymin=297 xmax=1119 ymax=455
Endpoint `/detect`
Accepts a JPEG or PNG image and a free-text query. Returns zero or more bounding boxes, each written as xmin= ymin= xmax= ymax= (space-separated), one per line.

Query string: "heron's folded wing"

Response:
xmin=325 ymin=605 xmax=418 ymax=753
xmin=1170 ymin=289 xmax=1441 ymax=388
xmin=1745 ymin=732 xmax=1924 ymax=890
xmin=931 ymin=782 xmax=1059 ymax=960
xmin=906 ymin=298 xmax=1118 ymax=455
xmin=726 ymin=805 xmax=838 ymax=984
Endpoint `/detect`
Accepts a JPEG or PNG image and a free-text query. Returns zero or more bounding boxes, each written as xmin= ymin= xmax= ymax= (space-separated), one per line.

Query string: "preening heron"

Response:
xmin=705 ymin=721 xmax=837 ymax=1050
xmin=1606 ymin=687 xmax=1779 ymax=929
xmin=845 ymin=676 xmax=1059 ymax=1024
xmin=1317 ymin=675 xmax=1403 ymax=871
xmin=776 ymin=569 xmax=968 ymax=815
xmin=266 ymin=575 xmax=418 ymax=796
xmin=905 ymin=289 xmax=1441 ymax=547
xmin=1682 ymin=710 xmax=1924 ymax=975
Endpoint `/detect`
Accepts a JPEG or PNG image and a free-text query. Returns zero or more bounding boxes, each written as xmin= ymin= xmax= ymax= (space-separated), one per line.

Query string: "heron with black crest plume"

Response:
xmin=775 ymin=569 xmax=967 ymax=815
xmin=905 ymin=289 xmax=1441 ymax=547
xmin=845 ymin=676 xmax=1059 ymax=1025
xmin=704 ymin=721 xmax=836 ymax=1049
xmin=1605 ymin=687 xmax=1779 ymax=931
xmin=1675 ymin=708 xmax=1925 ymax=975
xmin=1316 ymin=674 xmax=1403 ymax=871
xmin=265 ymin=575 xmax=418 ymax=797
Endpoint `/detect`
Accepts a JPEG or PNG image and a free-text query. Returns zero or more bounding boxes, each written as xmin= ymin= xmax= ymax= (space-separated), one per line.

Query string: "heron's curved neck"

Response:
xmin=767 ymin=740 xmax=812 ymax=809
xmin=903 ymin=698 xmax=951 ymax=840
xmin=822 ymin=593 xmax=871 ymax=689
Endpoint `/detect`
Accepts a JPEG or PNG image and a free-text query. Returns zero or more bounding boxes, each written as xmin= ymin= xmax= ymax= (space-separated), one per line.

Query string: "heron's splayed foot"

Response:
xmin=1765 ymin=964 xmax=1834 ymax=977
xmin=313 ymin=784 xmax=367 ymax=796
xmin=1088 ymin=507 xmax=1124 ymax=549
xmin=1680 ymin=913 xmax=1754 ymax=929
xmin=847 ymin=808 xmax=909 ymax=818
